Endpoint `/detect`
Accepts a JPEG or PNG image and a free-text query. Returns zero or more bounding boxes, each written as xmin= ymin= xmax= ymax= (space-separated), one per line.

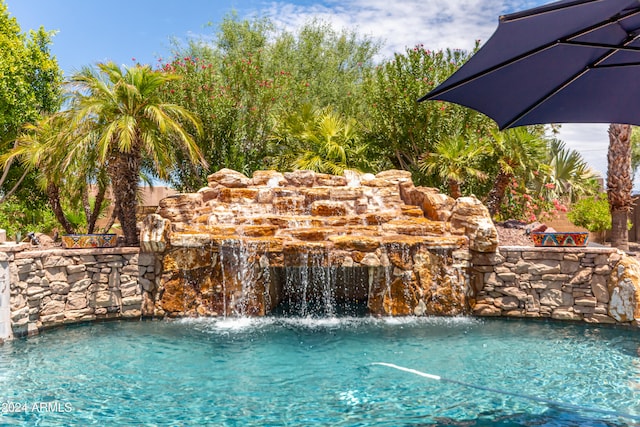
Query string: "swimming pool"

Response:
xmin=0 ymin=317 xmax=639 ymax=426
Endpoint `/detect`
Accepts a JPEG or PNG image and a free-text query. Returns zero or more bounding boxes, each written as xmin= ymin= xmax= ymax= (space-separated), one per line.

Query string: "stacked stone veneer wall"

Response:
xmin=0 ymin=243 xmax=639 ymax=341
xmin=3 ymin=246 xmax=157 ymax=340
xmin=471 ymin=246 xmax=640 ymax=325
xmin=0 ymin=251 xmax=10 ymax=340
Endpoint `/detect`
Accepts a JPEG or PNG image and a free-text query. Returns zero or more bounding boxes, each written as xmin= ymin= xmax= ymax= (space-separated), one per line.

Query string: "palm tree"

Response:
xmin=7 ymin=113 xmax=114 ymax=235
xmin=419 ymin=133 xmax=487 ymax=199
xmin=607 ymin=123 xmax=633 ymax=250
xmin=7 ymin=114 xmax=76 ymax=233
xmin=484 ymin=127 xmax=547 ymax=217
xmin=630 ymin=126 xmax=640 ymax=182
xmin=541 ymin=138 xmax=598 ymax=202
xmin=269 ymin=105 xmax=373 ymax=174
xmin=65 ymin=62 xmax=205 ymax=245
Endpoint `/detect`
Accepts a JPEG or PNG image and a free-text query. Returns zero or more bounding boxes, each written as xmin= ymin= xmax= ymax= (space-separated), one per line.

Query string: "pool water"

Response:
xmin=0 ymin=317 xmax=639 ymax=426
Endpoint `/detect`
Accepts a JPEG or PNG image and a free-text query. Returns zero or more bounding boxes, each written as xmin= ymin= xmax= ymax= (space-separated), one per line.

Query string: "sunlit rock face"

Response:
xmin=608 ymin=255 xmax=640 ymax=323
xmin=141 ymin=169 xmax=498 ymax=318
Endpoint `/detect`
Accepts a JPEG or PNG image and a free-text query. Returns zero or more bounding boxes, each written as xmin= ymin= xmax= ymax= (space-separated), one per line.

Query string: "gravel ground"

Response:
xmin=495 ymin=221 xmax=535 ymax=246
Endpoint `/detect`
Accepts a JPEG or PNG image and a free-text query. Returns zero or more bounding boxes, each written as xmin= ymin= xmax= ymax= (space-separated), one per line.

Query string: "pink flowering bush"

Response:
xmin=499 ymin=178 xmax=568 ymax=223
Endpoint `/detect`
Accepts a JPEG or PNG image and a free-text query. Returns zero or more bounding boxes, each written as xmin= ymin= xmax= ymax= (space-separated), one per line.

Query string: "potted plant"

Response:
xmin=61 ymin=233 xmax=118 ymax=249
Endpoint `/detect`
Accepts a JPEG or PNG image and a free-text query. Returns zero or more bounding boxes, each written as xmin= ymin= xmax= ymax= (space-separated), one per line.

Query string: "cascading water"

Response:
xmin=277 ymin=248 xmax=374 ymax=317
xmin=142 ymin=168 xmax=494 ymax=319
xmin=280 ymin=250 xmax=335 ymax=317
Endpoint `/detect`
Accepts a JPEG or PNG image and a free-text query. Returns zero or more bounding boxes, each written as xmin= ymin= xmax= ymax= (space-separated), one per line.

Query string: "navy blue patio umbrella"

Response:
xmin=419 ymin=0 xmax=640 ymax=130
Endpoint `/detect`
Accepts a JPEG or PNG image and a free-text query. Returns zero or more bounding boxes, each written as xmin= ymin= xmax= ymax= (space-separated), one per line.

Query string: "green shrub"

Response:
xmin=567 ymin=195 xmax=611 ymax=233
xmin=0 ymin=196 xmax=58 ymax=240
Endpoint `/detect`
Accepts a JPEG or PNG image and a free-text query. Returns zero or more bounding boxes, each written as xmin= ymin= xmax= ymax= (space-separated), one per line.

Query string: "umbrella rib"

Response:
xmin=562 ymin=40 xmax=640 ymax=52
xmin=501 ymin=0 xmax=600 ymax=22
xmin=420 ymin=8 xmax=640 ymax=104
xmin=502 ymin=32 xmax=639 ymax=129
xmin=594 ymin=61 xmax=640 ymax=69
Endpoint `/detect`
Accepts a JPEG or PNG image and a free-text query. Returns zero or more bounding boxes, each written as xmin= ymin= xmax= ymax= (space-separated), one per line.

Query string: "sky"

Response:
xmin=4 ymin=0 xmax=613 ymax=184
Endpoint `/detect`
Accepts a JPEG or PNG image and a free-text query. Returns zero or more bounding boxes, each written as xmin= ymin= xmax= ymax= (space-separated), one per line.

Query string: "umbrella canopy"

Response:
xmin=419 ymin=0 xmax=640 ymax=130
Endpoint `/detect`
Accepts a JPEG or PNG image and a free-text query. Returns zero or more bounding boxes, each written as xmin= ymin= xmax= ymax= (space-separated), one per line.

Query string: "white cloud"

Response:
xmin=264 ymin=0 xmax=506 ymax=58
xmin=553 ymin=124 xmax=609 ymax=178
xmin=262 ymin=0 xmax=549 ymax=57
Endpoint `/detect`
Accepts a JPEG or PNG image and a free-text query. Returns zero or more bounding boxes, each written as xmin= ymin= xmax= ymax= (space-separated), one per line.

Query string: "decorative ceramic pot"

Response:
xmin=530 ymin=232 xmax=589 ymax=247
xmin=61 ymin=234 xmax=118 ymax=249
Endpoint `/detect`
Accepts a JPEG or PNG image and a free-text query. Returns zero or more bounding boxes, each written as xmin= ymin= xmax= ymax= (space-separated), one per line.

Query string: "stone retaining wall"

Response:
xmin=470 ymin=246 xmax=638 ymax=324
xmin=2 ymin=246 xmax=157 ymax=340
xmin=1 ymin=243 xmax=639 ymax=342
xmin=0 ymin=252 xmax=10 ymax=340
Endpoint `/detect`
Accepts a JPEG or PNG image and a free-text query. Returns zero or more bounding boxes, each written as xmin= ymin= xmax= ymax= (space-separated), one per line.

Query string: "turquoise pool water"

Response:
xmin=0 ymin=317 xmax=639 ymax=426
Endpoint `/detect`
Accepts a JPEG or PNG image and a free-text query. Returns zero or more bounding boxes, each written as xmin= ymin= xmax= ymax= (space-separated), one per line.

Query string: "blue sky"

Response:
xmin=4 ymin=0 xmax=612 ymax=182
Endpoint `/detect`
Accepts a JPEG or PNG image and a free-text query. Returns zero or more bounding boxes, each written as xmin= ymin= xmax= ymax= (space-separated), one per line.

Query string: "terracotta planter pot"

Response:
xmin=531 ymin=232 xmax=589 ymax=247
xmin=61 ymin=234 xmax=118 ymax=249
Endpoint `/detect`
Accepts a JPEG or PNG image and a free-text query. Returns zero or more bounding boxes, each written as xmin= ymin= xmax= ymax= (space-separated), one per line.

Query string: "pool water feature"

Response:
xmin=143 ymin=169 xmax=495 ymax=319
xmin=0 ymin=317 xmax=639 ymax=426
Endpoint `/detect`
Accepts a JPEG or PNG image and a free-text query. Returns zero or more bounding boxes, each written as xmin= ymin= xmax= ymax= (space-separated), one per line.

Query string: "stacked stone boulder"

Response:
xmin=141 ymin=168 xmax=499 ymax=318
xmin=8 ymin=247 xmax=155 ymax=337
xmin=471 ymin=246 xmax=640 ymax=325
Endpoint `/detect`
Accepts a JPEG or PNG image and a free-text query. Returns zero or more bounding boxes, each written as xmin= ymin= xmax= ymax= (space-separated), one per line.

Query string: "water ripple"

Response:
xmin=0 ymin=317 xmax=637 ymax=426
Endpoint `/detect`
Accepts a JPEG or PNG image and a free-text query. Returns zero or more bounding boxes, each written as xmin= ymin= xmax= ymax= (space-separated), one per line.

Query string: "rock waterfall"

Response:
xmin=140 ymin=169 xmax=498 ymax=317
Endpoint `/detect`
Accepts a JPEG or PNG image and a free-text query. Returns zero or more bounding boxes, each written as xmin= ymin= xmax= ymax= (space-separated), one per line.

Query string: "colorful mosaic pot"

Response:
xmin=61 ymin=234 xmax=118 ymax=249
xmin=530 ymin=232 xmax=589 ymax=247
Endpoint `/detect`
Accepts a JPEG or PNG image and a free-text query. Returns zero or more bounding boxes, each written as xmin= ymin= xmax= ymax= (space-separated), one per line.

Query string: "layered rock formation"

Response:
xmin=140 ymin=168 xmax=498 ymax=318
xmin=608 ymin=255 xmax=640 ymax=323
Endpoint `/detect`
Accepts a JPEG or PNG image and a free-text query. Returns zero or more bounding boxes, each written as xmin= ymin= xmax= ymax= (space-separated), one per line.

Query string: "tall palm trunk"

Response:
xmin=447 ymin=179 xmax=462 ymax=199
xmin=108 ymin=152 xmax=141 ymax=246
xmin=84 ymin=183 xmax=108 ymax=234
xmin=101 ymin=204 xmax=119 ymax=235
xmin=607 ymin=123 xmax=633 ymax=251
xmin=46 ymin=182 xmax=75 ymax=234
xmin=486 ymin=171 xmax=512 ymax=217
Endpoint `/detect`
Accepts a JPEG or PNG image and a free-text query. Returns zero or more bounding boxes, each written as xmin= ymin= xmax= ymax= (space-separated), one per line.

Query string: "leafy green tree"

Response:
xmin=160 ymin=46 xmax=297 ymax=186
xmin=362 ymin=44 xmax=496 ymax=185
xmin=568 ymin=195 xmax=611 ymax=243
xmin=0 ymin=2 xmax=60 ymax=137
xmin=0 ymin=1 xmax=61 ymax=205
xmin=268 ymin=18 xmax=379 ymax=117
xmin=64 ymin=62 xmax=205 ymax=245
xmin=160 ymin=16 xmax=379 ymax=188
xmin=0 ymin=195 xmax=58 ymax=240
